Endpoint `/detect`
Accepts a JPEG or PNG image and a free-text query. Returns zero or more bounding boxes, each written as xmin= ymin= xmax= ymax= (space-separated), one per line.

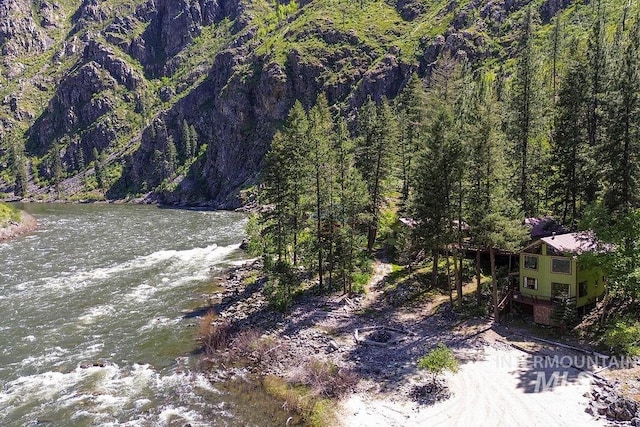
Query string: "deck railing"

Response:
xmin=512 ymin=291 xmax=554 ymax=306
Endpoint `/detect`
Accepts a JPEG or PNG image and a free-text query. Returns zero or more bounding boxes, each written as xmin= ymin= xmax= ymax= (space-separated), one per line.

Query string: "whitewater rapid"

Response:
xmin=0 ymin=204 xmax=274 ymax=426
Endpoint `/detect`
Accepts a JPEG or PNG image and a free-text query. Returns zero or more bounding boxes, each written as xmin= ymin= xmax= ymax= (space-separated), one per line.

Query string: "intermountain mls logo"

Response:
xmin=530 ymin=355 xmax=639 ymax=392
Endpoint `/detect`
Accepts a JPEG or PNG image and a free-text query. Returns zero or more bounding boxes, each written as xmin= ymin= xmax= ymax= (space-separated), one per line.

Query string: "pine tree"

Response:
xmin=466 ymin=74 xmax=502 ymax=303
xmin=190 ymin=125 xmax=198 ymax=157
xmin=181 ymin=119 xmax=193 ymax=162
xmin=601 ymin=17 xmax=640 ymax=214
xmin=550 ymin=50 xmax=590 ymax=228
xmin=585 ymin=0 xmax=606 ymax=202
xmin=412 ymin=103 xmax=462 ymax=288
xmin=551 ymin=14 xmax=562 ymax=104
xmin=355 ymin=97 xmax=397 ymax=252
xmin=8 ymin=137 xmax=28 ymax=197
xmin=396 ymin=73 xmax=427 ymax=207
xmin=165 ymin=136 xmax=177 ymax=176
xmin=263 ymin=130 xmax=293 ymax=262
xmin=77 ymin=145 xmax=85 ymax=171
xmin=50 ymin=143 xmax=63 ymax=193
xmin=262 ymin=100 xmax=311 ymax=265
xmin=428 ymin=52 xmax=465 ymax=104
xmin=465 ymin=76 xmax=528 ymax=315
xmin=308 ymin=94 xmax=335 ymax=293
xmin=507 ymin=6 xmax=543 ymax=217
xmin=334 ymin=117 xmax=369 ymax=293
xmin=93 ymin=147 xmax=104 ymax=190
xmin=427 ymin=54 xmax=469 ymax=306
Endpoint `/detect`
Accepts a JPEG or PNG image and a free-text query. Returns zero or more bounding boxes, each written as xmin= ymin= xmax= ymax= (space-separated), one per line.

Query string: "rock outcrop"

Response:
xmin=0 ymin=0 xmax=598 ymax=205
xmin=586 ymin=379 xmax=640 ymax=423
xmin=0 ymin=0 xmax=54 ymax=56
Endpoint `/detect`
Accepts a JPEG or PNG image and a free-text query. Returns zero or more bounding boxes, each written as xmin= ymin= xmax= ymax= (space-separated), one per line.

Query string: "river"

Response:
xmin=0 ymin=203 xmax=284 ymax=426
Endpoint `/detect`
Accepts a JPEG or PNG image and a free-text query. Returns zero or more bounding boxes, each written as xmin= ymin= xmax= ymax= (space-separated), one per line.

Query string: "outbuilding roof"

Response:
xmin=525 ymin=216 xmax=568 ymax=239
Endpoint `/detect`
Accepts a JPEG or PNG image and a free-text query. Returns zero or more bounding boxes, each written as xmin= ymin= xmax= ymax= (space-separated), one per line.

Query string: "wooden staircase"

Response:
xmin=489 ymin=286 xmax=514 ymax=322
xmin=497 ymin=289 xmax=513 ymax=312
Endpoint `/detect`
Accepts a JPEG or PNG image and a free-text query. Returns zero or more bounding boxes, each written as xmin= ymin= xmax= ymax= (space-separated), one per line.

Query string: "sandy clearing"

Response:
xmin=338 ymin=345 xmax=603 ymax=427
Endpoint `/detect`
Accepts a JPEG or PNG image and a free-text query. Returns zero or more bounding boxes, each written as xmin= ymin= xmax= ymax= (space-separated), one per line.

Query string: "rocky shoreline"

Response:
xmin=0 ymin=211 xmax=37 ymax=241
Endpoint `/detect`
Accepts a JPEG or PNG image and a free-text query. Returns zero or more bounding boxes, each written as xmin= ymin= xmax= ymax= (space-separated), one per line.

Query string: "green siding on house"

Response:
xmin=577 ymin=266 xmax=606 ymax=307
xmin=519 ymin=242 xmax=606 ymax=308
xmin=520 ymin=244 xmax=576 ymax=301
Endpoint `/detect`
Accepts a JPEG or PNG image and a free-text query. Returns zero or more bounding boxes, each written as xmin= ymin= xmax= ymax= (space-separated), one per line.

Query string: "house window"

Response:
xmin=524 ymin=255 xmax=538 ymax=270
xmin=551 ymin=257 xmax=572 ymax=274
xmin=523 ymin=277 xmax=538 ymax=290
xmin=551 ymin=282 xmax=570 ymax=300
xmin=578 ymin=281 xmax=588 ymax=298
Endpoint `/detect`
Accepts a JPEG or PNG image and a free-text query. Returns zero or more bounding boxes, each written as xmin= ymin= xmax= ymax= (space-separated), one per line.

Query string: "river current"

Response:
xmin=0 ymin=203 xmax=279 ymax=426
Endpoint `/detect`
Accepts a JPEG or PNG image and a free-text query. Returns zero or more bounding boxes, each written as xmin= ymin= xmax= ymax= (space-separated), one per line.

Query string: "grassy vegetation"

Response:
xmin=261 ymin=375 xmax=335 ymax=426
xmin=261 ymin=358 xmax=358 ymax=427
xmin=0 ymin=202 xmax=22 ymax=227
xmin=254 ymin=0 xmax=420 ymax=64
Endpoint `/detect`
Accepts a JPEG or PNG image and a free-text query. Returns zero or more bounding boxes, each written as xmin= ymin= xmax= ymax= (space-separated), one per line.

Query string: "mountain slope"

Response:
xmin=0 ymin=0 xmax=629 ymax=206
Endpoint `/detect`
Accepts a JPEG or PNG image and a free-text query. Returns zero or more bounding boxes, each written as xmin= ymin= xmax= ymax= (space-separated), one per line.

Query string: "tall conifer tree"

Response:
xmin=263 ymin=100 xmax=311 ymax=265
xmin=8 ymin=137 xmax=28 ymax=197
xmin=355 ymin=97 xmax=397 ymax=252
xmin=507 ymin=6 xmax=543 ymax=217
xmin=466 ymin=76 xmax=529 ymax=315
xmin=308 ymin=94 xmax=335 ymax=293
xmin=412 ymin=104 xmax=462 ymax=288
xmin=396 ymin=73 xmax=427 ymax=208
xmin=601 ymin=17 xmax=640 ymax=214
xmin=334 ymin=117 xmax=369 ymax=293
xmin=550 ymin=49 xmax=590 ymax=227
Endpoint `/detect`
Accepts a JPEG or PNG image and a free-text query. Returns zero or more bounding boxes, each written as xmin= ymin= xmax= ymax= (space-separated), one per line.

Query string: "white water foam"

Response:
xmin=158 ymin=406 xmax=206 ymax=426
xmin=26 ymin=243 xmax=240 ymax=296
xmin=125 ymin=284 xmax=157 ymax=303
xmin=18 ymin=346 xmax=69 ymax=369
xmin=78 ymin=304 xmax=116 ymax=324
xmin=0 ymin=362 xmax=222 ymax=425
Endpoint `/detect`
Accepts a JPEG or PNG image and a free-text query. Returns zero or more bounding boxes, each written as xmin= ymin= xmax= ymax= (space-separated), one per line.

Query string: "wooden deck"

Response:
xmin=511 ymin=291 xmax=554 ymax=306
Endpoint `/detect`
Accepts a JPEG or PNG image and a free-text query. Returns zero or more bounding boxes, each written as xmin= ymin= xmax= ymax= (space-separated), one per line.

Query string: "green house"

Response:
xmin=513 ymin=232 xmax=607 ymax=325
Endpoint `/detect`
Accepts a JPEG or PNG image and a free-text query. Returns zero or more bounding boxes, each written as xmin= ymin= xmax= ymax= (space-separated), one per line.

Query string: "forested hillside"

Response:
xmin=0 ymin=0 xmax=634 ymax=208
xmin=240 ymin=0 xmax=640 ymax=350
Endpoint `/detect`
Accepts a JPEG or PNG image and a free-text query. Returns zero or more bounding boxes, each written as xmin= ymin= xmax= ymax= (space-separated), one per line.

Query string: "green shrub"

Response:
xmin=262 ymin=375 xmax=333 ymax=427
xmin=264 ymin=261 xmax=300 ymax=312
xmin=350 ymin=271 xmax=370 ymax=294
xmin=418 ymin=343 xmax=459 ymax=382
xmin=378 ymin=208 xmax=400 ymax=250
xmin=603 ymin=320 xmax=640 ymax=355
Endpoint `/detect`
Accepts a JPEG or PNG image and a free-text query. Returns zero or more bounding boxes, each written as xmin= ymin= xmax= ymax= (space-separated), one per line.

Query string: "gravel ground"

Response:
xmin=204 ymin=259 xmax=613 ymax=426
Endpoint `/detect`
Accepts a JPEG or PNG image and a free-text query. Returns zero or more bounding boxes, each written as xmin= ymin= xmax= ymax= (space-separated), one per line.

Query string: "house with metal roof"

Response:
xmin=512 ymin=231 xmax=608 ymax=325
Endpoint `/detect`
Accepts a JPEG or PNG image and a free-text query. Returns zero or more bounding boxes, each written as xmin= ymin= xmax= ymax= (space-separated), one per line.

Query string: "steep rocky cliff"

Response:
xmin=0 ymin=0 xmax=621 ymax=206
